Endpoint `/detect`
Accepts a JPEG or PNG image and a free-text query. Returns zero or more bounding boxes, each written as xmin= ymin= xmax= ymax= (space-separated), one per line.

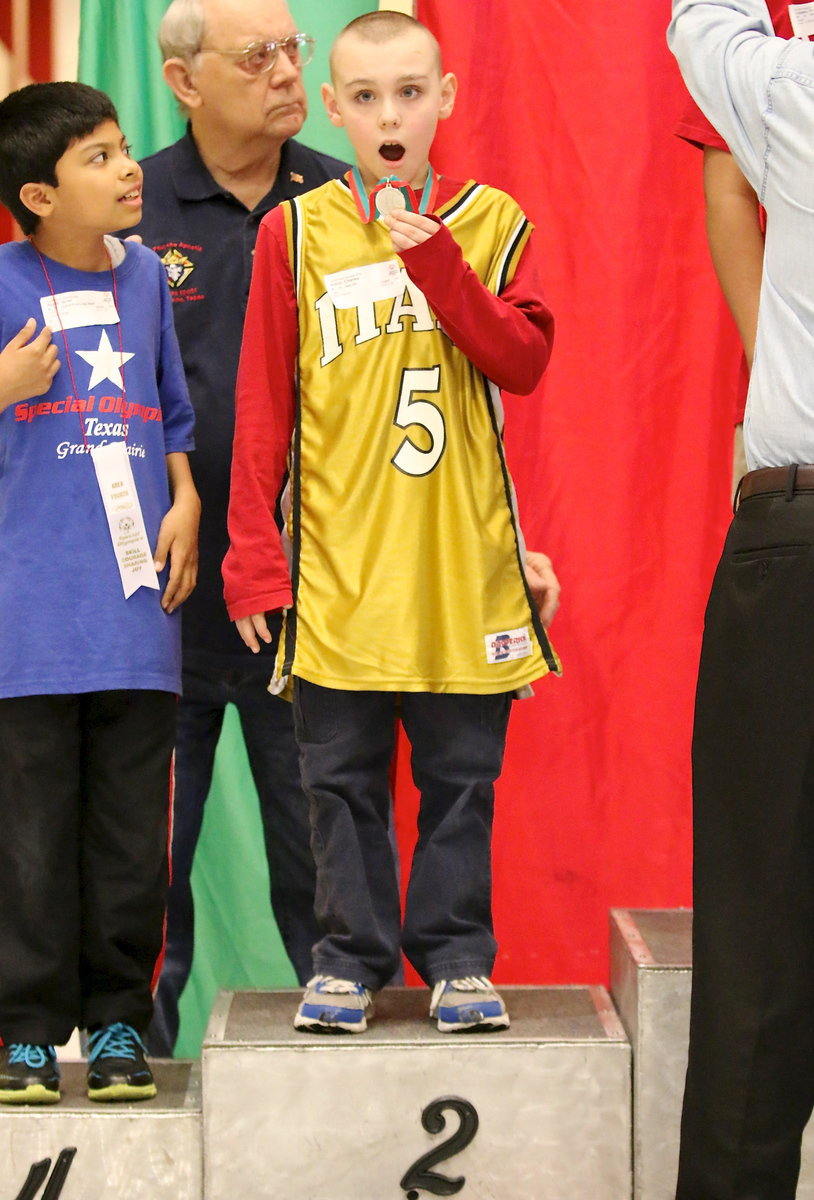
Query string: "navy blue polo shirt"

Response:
xmin=134 ymin=128 xmax=348 ymax=662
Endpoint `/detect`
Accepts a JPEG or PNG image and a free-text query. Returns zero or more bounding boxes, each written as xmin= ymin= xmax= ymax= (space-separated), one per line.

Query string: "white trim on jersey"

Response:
xmin=439 ymin=183 xmax=484 ymax=226
xmin=495 ymin=215 xmax=531 ymax=296
xmin=291 ymin=195 xmax=305 ymax=300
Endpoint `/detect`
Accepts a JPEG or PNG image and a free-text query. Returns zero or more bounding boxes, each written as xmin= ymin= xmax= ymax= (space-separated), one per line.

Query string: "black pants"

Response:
xmin=147 ymin=657 xmax=319 ymax=1056
xmin=677 ymin=488 xmax=814 ymax=1199
xmin=294 ymin=680 xmax=512 ymax=990
xmin=0 ymin=690 xmax=175 ymax=1045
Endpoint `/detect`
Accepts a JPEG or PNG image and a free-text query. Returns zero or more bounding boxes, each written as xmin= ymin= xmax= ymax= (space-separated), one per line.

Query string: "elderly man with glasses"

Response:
xmin=131 ymin=0 xmax=348 ymax=1057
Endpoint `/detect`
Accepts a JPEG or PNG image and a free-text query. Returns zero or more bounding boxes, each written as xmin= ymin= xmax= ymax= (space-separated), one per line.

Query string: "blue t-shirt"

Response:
xmin=0 ymin=238 xmax=195 ymax=697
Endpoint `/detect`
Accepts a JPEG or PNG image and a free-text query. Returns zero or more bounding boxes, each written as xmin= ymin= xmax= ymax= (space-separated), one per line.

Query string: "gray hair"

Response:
xmin=158 ymin=0 xmax=208 ymax=61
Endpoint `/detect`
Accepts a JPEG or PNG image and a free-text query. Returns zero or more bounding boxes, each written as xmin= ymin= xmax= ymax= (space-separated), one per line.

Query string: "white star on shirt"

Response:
xmin=75 ymin=330 xmax=135 ymax=389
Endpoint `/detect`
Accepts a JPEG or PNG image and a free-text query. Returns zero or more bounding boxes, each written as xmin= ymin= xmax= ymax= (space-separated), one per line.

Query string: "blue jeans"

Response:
xmin=294 ymin=681 xmax=512 ymax=991
xmin=148 ymin=657 xmax=319 ymax=1055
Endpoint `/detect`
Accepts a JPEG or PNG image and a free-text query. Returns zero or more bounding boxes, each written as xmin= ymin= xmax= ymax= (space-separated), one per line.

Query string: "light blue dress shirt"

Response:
xmin=669 ymin=0 xmax=814 ymax=470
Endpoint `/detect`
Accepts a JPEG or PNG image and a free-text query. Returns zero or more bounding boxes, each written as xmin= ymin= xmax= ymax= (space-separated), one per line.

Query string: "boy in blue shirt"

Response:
xmin=0 ymin=81 xmax=199 ymax=1103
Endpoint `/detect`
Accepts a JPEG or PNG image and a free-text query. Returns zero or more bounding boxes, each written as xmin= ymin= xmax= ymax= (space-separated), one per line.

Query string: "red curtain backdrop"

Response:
xmin=1 ymin=0 xmax=742 ymax=991
xmin=389 ymin=0 xmax=742 ymax=986
xmin=0 ymin=3 xmax=11 ymax=55
xmin=0 ymin=0 xmax=16 ymax=244
xmin=0 ymin=0 xmax=53 ymax=240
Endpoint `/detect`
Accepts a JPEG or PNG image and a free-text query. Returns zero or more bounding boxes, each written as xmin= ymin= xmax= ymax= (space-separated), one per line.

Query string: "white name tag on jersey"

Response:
xmin=485 ymin=626 xmax=533 ymax=665
xmin=324 ymin=260 xmax=404 ymax=309
xmin=91 ymin=440 xmax=160 ymax=599
xmin=40 ymin=290 xmax=119 ymax=331
xmin=790 ymin=3 xmax=814 ymax=38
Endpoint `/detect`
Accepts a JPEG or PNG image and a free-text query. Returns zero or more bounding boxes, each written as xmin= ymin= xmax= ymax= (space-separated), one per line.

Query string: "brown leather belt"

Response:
xmin=738 ymin=465 xmax=814 ymax=504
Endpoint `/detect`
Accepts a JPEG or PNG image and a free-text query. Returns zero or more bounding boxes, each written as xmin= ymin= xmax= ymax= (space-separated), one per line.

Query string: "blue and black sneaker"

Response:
xmin=0 ymin=1043 xmax=60 ymax=1104
xmin=294 ymin=975 xmax=373 ymax=1034
xmin=87 ymin=1022 xmax=156 ymax=1102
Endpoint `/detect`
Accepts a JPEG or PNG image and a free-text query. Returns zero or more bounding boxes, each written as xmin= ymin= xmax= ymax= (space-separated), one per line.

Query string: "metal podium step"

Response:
xmin=202 ymin=985 xmax=631 ymax=1200
xmin=609 ymin=908 xmax=814 ymax=1200
xmin=1 ymin=1060 xmax=201 ymax=1199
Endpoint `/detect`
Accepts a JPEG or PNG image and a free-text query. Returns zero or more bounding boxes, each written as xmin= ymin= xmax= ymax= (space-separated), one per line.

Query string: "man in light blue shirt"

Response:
xmin=669 ymin=3 xmax=814 ymax=1195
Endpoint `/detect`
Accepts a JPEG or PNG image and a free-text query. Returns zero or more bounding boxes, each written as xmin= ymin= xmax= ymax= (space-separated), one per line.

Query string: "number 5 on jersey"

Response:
xmin=392 ymin=366 xmax=445 ymax=477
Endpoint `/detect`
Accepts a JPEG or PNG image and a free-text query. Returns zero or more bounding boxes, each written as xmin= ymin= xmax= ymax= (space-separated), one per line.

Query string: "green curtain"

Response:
xmin=77 ymin=0 xmax=367 ymax=1057
xmin=78 ymin=0 xmax=185 ymax=159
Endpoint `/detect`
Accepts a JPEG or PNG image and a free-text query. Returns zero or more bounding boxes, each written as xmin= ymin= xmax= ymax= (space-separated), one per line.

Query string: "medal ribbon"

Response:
xmin=347 ymin=164 xmax=441 ymax=223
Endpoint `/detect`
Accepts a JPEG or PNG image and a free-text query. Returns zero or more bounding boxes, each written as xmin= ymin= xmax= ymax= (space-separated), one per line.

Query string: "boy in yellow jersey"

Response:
xmin=224 ymin=10 xmax=558 ymax=1033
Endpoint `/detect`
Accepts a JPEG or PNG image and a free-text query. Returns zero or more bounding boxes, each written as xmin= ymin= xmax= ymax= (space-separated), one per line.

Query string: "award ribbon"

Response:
xmin=33 ymin=244 xmax=160 ymax=599
xmin=347 ymin=165 xmax=441 ymax=223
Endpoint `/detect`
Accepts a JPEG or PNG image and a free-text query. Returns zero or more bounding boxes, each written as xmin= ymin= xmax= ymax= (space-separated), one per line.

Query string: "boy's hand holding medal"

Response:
xmin=382 ymin=208 xmax=440 ymax=251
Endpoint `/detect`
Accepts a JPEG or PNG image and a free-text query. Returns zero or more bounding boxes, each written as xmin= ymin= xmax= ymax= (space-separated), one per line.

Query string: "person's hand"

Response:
xmin=235 ymin=613 xmax=273 ymax=654
xmin=382 ymin=209 xmax=439 ymax=253
xmin=154 ymin=488 xmax=201 ymax=613
xmin=525 ymin=550 xmax=560 ymax=628
xmin=0 ymin=319 xmax=59 ymax=411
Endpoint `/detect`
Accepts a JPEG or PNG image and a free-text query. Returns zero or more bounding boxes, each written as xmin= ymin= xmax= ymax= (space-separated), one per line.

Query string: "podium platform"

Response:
xmin=1 ymin=1060 xmax=201 ymax=1199
xmin=610 ymin=907 xmax=814 ymax=1199
xmin=202 ymin=985 xmax=631 ymax=1200
xmin=14 ymin=907 xmax=814 ymax=1198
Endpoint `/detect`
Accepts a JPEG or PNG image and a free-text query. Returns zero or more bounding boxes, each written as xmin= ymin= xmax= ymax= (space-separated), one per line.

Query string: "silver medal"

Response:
xmin=375 ymin=185 xmax=407 ymax=217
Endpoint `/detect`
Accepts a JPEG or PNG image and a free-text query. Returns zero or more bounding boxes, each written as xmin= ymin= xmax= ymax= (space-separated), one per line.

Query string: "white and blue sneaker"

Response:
xmin=294 ymin=975 xmax=373 ymax=1034
xmin=430 ymin=977 xmax=510 ymax=1033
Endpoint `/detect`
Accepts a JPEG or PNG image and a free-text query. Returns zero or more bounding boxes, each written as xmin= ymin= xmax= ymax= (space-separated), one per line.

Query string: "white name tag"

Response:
xmin=324 ymin=260 xmax=405 ymax=309
xmin=790 ymin=3 xmax=814 ymax=38
xmin=40 ymin=290 xmax=119 ymax=332
xmin=484 ymin=626 xmax=533 ymax=665
xmin=91 ymin=440 xmax=160 ymax=599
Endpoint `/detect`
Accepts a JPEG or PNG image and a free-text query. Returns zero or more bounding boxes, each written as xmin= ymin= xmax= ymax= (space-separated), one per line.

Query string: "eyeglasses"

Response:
xmin=200 ymin=33 xmax=315 ymax=75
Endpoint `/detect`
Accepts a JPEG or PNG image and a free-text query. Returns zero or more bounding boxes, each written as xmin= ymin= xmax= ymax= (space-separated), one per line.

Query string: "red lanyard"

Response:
xmin=33 ymin=241 xmax=128 ymax=447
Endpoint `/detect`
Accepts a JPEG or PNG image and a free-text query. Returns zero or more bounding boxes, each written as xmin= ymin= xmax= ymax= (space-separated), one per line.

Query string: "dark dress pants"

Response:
xmin=677 ymin=489 xmax=814 ymax=1199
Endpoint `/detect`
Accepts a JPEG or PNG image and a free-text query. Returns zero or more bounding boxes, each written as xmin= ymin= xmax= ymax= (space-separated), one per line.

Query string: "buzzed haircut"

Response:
xmin=0 ymin=81 xmax=119 ymax=235
xmin=330 ymin=10 xmax=442 ymax=77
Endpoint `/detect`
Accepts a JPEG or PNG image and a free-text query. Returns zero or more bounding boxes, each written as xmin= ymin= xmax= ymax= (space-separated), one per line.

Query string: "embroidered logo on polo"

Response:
xmin=160 ymin=247 xmax=195 ymax=288
xmin=151 ymin=242 xmax=204 ymax=305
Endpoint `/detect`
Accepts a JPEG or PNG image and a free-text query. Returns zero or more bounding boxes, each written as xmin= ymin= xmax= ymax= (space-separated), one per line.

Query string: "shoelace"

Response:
xmin=311 ymin=975 xmax=370 ymax=999
xmin=88 ymin=1022 xmax=144 ymax=1063
xmin=312 ymin=974 xmax=367 ymax=993
xmin=8 ymin=1044 xmax=54 ymax=1068
xmin=430 ymin=976 xmax=494 ymax=1009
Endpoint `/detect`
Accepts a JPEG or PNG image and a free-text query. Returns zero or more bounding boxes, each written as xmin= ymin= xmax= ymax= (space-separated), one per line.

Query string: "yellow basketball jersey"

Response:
xmin=277 ymin=177 xmax=559 ymax=694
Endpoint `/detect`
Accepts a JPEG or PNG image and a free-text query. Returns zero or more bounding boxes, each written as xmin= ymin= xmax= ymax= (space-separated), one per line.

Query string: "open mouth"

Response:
xmin=119 ymin=189 xmax=141 ymax=202
xmin=380 ymin=142 xmax=405 ymax=162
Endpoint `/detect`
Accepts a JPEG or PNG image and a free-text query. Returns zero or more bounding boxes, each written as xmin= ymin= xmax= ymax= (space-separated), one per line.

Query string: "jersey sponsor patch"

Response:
xmin=485 ymin=626 xmax=533 ymax=664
